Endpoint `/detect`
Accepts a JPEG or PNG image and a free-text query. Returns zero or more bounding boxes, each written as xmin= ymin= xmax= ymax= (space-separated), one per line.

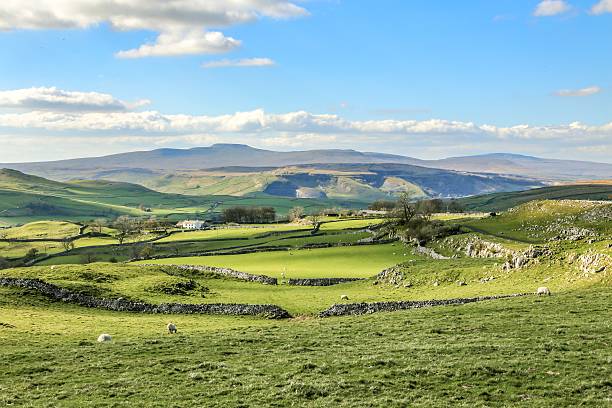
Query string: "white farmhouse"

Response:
xmin=177 ymin=220 xmax=207 ymax=230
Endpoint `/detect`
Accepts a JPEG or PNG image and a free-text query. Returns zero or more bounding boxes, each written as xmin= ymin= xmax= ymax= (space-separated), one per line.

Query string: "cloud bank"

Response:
xmin=0 ymin=87 xmax=150 ymax=112
xmin=0 ymin=1 xmax=307 ymax=58
xmin=0 ymin=87 xmax=610 ymax=162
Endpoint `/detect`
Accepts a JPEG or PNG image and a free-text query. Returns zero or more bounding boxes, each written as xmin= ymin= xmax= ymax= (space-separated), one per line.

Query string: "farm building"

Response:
xmin=176 ymin=220 xmax=207 ymax=230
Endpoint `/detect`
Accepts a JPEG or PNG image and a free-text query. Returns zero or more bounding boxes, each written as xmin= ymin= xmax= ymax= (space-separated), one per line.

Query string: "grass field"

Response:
xmin=457 ymin=200 xmax=612 ymax=244
xmin=33 ymin=219 xmax=379 ymax=266
xmin=1 ymin=198 xmax=611 ymax=406
xmin=1 ymin=286 xmax=610 ymax=407
xmin=139 ymin=244 xmax=410 ymax=279
xmin=0 ymin=221 xmax=81 ymax=240
xmin=458 ymin=184 xmax=612 ymax=212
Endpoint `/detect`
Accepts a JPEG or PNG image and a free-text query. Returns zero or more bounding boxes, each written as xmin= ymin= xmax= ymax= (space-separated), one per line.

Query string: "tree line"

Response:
xmin=222 ymin=207 xmax=276 ymax=224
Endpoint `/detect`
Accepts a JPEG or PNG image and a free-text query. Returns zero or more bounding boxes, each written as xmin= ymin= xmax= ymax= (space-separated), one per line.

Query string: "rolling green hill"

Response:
xmin=458 ymin=184 xmax=612 ymax=212
xmin=0 ymin=169 xmax=364 ymax=226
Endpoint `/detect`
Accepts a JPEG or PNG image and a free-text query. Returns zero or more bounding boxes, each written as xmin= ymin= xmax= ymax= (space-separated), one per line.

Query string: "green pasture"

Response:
xmin=0 ymin=221 xmax=81 ymax=240
xmin=140 ymin=244 xmax=422 ymax=279
xmin=0 ymin=285 xmax=609 ymax=406
xmin=458 ymin=184 xmax=612 ymax=212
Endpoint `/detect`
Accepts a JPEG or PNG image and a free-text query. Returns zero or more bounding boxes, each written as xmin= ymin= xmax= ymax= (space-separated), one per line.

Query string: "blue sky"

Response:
xmin=0 ymin=0 xmax=611 ymax=163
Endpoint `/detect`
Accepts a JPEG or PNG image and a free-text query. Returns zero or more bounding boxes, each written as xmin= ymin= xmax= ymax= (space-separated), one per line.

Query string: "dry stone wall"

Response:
xmin=140 ymin=264 xmax=278 ymax=285
xmin=0 ymin=277 xmax=290 ymax=319
xmin=319 ymin=293 xmax=529 ymax=317
xmin=287 ymin=277 xmax=363 ymax=286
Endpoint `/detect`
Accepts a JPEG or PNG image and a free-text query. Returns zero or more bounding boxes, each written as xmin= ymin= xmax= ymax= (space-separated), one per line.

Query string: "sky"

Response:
xmin=0 ymin=0 xmax=611 ymax=163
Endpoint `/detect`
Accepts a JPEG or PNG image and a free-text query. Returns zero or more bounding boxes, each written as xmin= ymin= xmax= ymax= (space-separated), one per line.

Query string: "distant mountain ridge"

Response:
xmin=3 ymin=144 xmax=612 ymax=183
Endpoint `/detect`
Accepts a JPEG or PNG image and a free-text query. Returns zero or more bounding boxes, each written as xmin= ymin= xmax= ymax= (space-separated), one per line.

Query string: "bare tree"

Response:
xmin=92 ymin=218 xmax=106 ymax=234
xmin=395 ymin=192 xmax=417 ymax=225
xmin=114 ymin=216 xmax=135 ymax=245
xmin=61 ymin=238 xmax=75 ymax=252
xmin=144 ymin=216 xmax=159 ymax=231
xmin=288 ymin=206 xmax=304 ymax=222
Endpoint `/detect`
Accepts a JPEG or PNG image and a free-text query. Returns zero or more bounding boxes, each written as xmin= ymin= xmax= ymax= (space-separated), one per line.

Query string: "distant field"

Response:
xmin=0 ymin=169 xmax=366 ymax=226
xmin=156 ymin=224 xmax=312 ymax=243
xmin=1 ymin=221 xmax=81 ymax=240
xmin=458 ymin=184 xmax=612 ymax=212
xmin=138 ymin=244 xmax=410 ymax=279
xmin=458 ymin=200 xmax=612 ymax=244
xmin=319 ymin=218 xmax=385 ymax=230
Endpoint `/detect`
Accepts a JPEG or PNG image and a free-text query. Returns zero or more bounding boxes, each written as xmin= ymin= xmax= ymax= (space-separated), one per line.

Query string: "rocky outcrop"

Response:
xmin=464 ymin=238 xmax=510 ymax=259
xmin=414 ymin=245 xmax=449 ymax=259
xmin=287 ymin=277 xmax=363 ymax=286
xmin=0 ymin=277 xmax=290 ymax=319
xmin=502 ymin=246 xmax=551 ymax=271
xmin=319 ymin=293 xmax=529 ymax=317
xmin=139 ymin=264 xmax=278 ymax=285
xmin=576 ymin=251 xmax=611 ymax=275
xmin=376 ymin=266 xmax=405 ymax=286
xmin=442 ymin=236 xmax=551 ymax=271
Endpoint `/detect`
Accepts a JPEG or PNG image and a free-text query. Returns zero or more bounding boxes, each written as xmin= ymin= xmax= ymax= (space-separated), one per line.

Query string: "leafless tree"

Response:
xmin=288 ymin=206 xmax=304 ymax=222
xmin=61 ymin=238 xmax=75 ymax=252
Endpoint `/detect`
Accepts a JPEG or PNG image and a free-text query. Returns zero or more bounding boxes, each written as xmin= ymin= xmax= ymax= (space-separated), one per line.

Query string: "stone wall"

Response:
xmin=287 ymin=277 xmax=363 ymax=286
xmin=0 ymin=277 xmax=290 ymax=319
xmin=141 ymin=264 xmax=278 ymax=285
xmin=319 ymin=293 xmax=529 ymax=317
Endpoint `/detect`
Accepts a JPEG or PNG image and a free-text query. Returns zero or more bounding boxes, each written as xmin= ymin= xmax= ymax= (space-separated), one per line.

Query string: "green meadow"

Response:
xmin=0 ymin=199 xmax=610 ymax=406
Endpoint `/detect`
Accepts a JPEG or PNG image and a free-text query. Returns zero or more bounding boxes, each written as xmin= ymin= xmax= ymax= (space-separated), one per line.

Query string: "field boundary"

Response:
xmin=0 ymin=277 xmax=290 ymax=319
xmin=287 ymin=277 xmax=364 ymax=286
xmin=141 ymin=264 xmax=278 ymax=285
xmin=319 ymin=293 xmax=530 ymax=317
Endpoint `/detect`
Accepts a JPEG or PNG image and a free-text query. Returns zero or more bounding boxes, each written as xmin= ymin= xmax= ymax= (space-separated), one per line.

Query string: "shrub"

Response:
xmin=0 ymin=256 xmax=9 ymax=270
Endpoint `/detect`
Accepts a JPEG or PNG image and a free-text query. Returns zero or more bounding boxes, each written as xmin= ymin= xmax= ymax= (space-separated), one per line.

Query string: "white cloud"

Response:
xmin=0 ymin=87 xmax=150 ymax=112
xmin=591 ymin=0 xmax=612 ymax=14
xmin=116 ymin=30 xmax=240 ymax=58
xmin=1 ymin=106 xmax=612 ymax=146
xmin=533 ymin=0 xmax=571 ymax=16
xmin=203 ymin=58 xmax=275 ymax=68
xmin=0 ymin=1 xmax=308 ymax=58
xmin=1 ymin=87 xmax=611 ymax=162
xmin=554 ymin=86 xmax=602 ymax=97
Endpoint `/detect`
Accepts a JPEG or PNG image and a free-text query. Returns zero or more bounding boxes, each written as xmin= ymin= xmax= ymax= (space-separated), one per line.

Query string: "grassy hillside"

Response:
xmin=0 ymin=169 xmax=364 ymax=226
xmin=0 ymin=221 xmax=81 ymax=240
xmin=458 ymin=200 xmax=612 ymax=244
xmin=458 ymin=184 xmax=612 ymax=212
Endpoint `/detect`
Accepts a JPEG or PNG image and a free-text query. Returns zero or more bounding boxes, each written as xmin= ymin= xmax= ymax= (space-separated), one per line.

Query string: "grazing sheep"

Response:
xmin=167 ymin=323 xmax=177 ymax=334
xmin=97 ymin=333 xmax=112 ymax=343
xmin=340 ymin=295 xmax=349 ymax=300
xmin=536 ymin=286 xmax=551 ymax=296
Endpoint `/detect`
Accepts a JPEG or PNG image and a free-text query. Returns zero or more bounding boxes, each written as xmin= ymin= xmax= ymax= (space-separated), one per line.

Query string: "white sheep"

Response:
xmin=97 ymin=333 xmax=112 ymax=342
xmin=167 ymin=322 xmax=177 ymax=334
xmin=536 ymin=286 xmax=551 ymax=296
xmin=340 ymin=295 xmax=349 ymax=300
